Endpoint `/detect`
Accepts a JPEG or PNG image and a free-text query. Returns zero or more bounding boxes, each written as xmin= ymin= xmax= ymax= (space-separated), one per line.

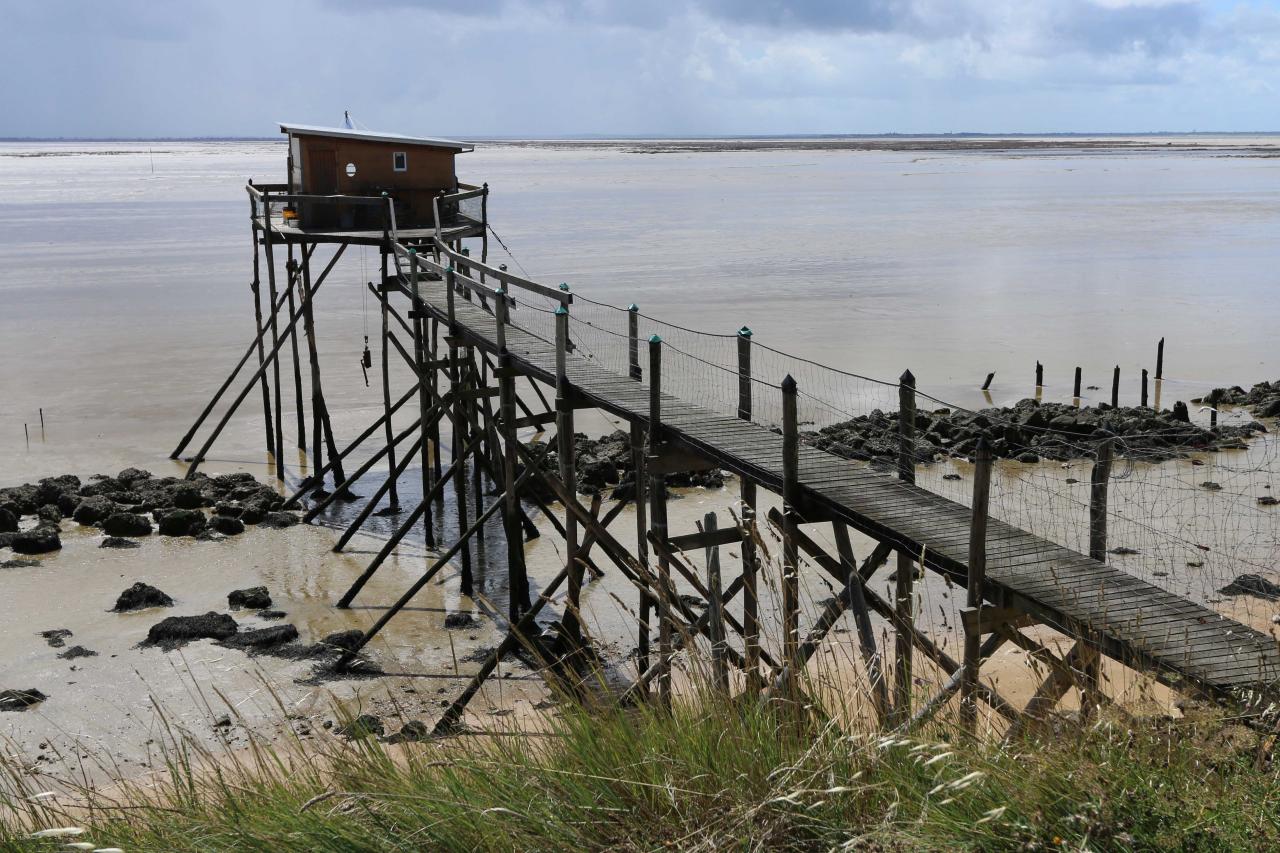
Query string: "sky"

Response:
xmin=3 ymin=0 xmax=1280 ymax=137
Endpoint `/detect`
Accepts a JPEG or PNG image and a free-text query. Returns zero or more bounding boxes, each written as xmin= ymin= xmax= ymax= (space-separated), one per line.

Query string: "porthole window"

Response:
xmin=393 ymin=151 xmax=408 ymax=172
xmin=345 ymin=162 xmax=357 ymax=177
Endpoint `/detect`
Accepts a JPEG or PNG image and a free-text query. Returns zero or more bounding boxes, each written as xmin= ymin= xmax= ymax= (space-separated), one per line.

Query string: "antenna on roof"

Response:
xmin=343 ymin=110 xmax=354 ymax=129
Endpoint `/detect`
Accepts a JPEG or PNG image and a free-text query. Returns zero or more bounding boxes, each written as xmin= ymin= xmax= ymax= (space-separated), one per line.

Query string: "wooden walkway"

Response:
xmin=413 ymin=279 xmax=1280 ymax=704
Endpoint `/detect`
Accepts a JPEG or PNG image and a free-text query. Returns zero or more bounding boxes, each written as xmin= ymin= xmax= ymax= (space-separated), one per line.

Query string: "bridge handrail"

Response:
xmin=391 ymin=238 xmax=571 ymax=306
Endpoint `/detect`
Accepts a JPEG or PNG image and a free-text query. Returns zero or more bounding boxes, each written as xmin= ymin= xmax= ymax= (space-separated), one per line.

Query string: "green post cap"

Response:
xmin=446 ymin=262 xmax=454 ymax=271
xmin=559 ymin=282 xmax=571 ymax=291
xmin=555 ymin=305 xmax=568 ymax=316
xmin=649 ymin=334 xmax=662 ymax=344
xmin=628 ymin=303 xmax=639 ymax=312
xmin=381 ymin=191 xmax=388 ymax=197
xmin=408 ymin=248 xmax=416 ymax=255
xmin=738 ymin=326 xmax=752 ymax=337
xmin=461 ymin=247 xmax=470 ymax=255
xmin=495 ymin=285 xmax=506 ymax=295
xmin=499 ymin=264 xmax=508 ymax=271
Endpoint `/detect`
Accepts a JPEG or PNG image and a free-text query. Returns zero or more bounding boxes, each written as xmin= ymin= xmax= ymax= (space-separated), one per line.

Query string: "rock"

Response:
xmin=144 ymin=612 xmax=238 ymax=647
xmin=158 ymin=508 xmax=206 ymax=536
xmin=258 ymin=609 xmax=287 ymax=620
xmin=1 ymin=558 xmax=38 ymax=568
xmin=0 ymin=507 xmax=17 ymax=533
xmin=220 ymin=624 xmax=298 ymax=650
xmin=36 ymin=504 xmax=62 ymax=524
xmin=1258 ymin=496 xmax=1279 ymax=506
xmin=317 ymin=629 xmax=363 ymax=654
xmin=57 ymin=645 xmax=97 ymax=660
xmin=0 ymin=688 xmax=47 ymax=711
xmin=208 ymin=514 xmax=245 ymax=536
xmin=170 ymin=482 xmax=206 ymax=510
xmin=72 ymin=495 xmax=118 ymax=526
xmin=337 ymin=714 xmax=384 ymax=739
xmin=386 ymin=720 xmax=429 ymax=743
xmin=11 ymin=525 xmax=61 ymax=554
xmin=1016 ymin=452 xmax=1040 ymax=464
xmin=117 ymin=467 xmax=152 ymax=485
xmin=112 ymin=582 xmax=174 ymax=612
xmin=79 ymin=476 xmax=124 ymax=497
xmin=102 ymin=512 xmax=152 ymax=537
xmin=941 ymin=473 xmax=961 ymax=481
xmin=100 ymin=536 xmax=141 ymax=549
xmin=258 ymin=511 xmax=299 ymax=529
xmin=1200 ymin=481 xmax=1223 ymax=491
xmin=214 ymin=502 xmax=245 ymax=518
xmin=1108 ymin=546 xmax=1139 ymax=556
xmin=39 ymin=629 xmax=72 ymax=648
xmin=228 ymin=586 xmax=272 ymax=610
xmin=239 ymin=505 xmax=268 ymax=525
xmin=443 ymin=612 xmax=476 ymax=629
xmin=1218 ymin=574 xmax=1280 ymax=601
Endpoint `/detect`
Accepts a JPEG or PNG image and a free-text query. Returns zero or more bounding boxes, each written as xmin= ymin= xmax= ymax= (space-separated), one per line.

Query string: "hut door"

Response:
xmin=311 ymin=148 xmax=337 ymax=194
xmin=308 ymin=147 xmax=337 ymax=227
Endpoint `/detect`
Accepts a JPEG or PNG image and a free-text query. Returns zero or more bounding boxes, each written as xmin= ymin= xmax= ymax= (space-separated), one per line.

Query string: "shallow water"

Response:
xmin=4 ymin=138 xmax=1280 ymax=773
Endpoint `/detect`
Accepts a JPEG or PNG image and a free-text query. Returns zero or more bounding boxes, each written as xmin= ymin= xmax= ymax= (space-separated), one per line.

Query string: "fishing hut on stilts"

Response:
xmin=175 ymin=123 xmax=1280 ymax=737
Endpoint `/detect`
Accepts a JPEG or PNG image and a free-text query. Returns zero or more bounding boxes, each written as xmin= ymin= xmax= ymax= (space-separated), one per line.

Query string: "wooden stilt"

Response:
xmin=960 ymin=436 xmax=993 ymax=733
xmin=261 ymin=209 xmax=286 ymax=479
xmin=630 ymin=420 xmax=651 ymax=685
xmin=445 ymin=265 xmax=473 ymax=596
xmin=834 ymin=526 xmax=889 ymax=721
xmin=248 ymin=220 xmax=275 ymax=458
xmin=704 ymin=512 xmax=729 ymax=693
xmin=286 ymin=244 xmax=307 ymax=451
xmin=780 ymin=374 xmax=801 ymax=696
xmin=556 ymin=304 xmax=581 ymax=642
xmin=648 ymin=336 xmax=672 ymax=705
xmin=495 ymin=286 xmax=530 ymax=620
xmin=303 ymin=416 xmax=423 ymax=523
xmin=380 ymin=240 xmax=400 ymax=509
xmin=893 ymin=369 xmax=917 ymax=724
xmin=737 ymin=326 xmax=761 ymax=690
xmin=409 ymin=251 xmax=436 ymax=547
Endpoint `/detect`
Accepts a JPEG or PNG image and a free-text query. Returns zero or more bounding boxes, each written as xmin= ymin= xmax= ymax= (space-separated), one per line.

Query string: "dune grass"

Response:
xmin=2 ymin=681 xmax=1277 ymax=852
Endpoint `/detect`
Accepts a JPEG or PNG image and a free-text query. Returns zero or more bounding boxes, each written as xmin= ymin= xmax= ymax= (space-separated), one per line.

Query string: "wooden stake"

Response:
xmin=704 ymin=512 xmax=729 ymax=693
xmin=1035 ymin=361 xmax=1043 ymax=388
xmin=960 ymin=436 xmax=992 ymax=733
xmin=1141 ymin=368 xmax=1149 ymax=408
xmin=1089 ymin=437 xmax=1113 ymax=562
xmin=1156 ymin=337 xmax=1165 ymax=380
xmin=555 ymin=303 xmax=581 ymax=641
xmin=737 ymin=326 xmax=760 ymax=689
xmin=495 ymin=286 xmax=530 ymax=620
xmin=781 ymin=373 xmax=801 ymax=695
xmin=627 ymin=304 xmax=641 ymax=380
xmin=648 ymin=335 xmax=672 ymax=705
xmin=893 ymin=369 xmax=917 ymax=724
xmin=1073 ymin=366 xmax=1082 ymax=400
xmin=631 ymin=419 xmax=651 ymax=687
xmin=981 ymin=372 xmax=994 ymax=391
xmin=1111 ymin=365 xmax=1120 ymax=408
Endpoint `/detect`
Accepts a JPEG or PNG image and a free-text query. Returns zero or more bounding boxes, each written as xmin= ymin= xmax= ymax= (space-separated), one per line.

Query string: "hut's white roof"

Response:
xmin=278 ymin=123 xmax=473 ymax=152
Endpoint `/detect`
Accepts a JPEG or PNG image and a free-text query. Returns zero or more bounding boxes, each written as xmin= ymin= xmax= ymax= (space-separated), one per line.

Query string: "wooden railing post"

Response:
xmin=648 ymin=335 xmax=672 ymax=705
xmin=960 ymin=437 xmax=992 ymax=733
xmin=556 ymin=303 xmax=582 ymax=641
xmin=705 ymin=511 xmax=729 ymax=694
xmin=781 ymin=374 xmax=801 ymax=695
xmin=628 ymin=304 xmax=641 ymax=380
xmin=892 ymin=369 xmax=917 ymax=724
xmin=738 ymin=326 xmax=760 ymax=688
xmin=495 ymin=286 xmax=529 ymax=619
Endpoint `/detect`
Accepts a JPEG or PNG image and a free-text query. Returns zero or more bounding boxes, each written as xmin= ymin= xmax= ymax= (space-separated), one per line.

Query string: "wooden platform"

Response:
xmin=256 ymin=215 xmax=481 ymax=246
xmin=413 ymin=281 xmax=1280 ymax=704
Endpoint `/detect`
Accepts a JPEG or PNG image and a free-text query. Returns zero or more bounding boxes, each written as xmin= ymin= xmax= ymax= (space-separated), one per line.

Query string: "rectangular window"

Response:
xmin=393 ymin=151 xmax=407 ymax=172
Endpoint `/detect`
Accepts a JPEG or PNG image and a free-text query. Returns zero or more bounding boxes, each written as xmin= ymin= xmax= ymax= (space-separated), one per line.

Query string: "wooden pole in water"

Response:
xmin=445 ymin=264 xmax=472 ymax=595
xmin=1035 ymin=361 xmax=1043 ymax=388
xmin=1156 ymin=337 xmax=1165 ymax=380
xmin=286 ymin=249 xmax=306 ymax=451
xmin=981 ymin=372 xmax=995 ymax=391
xmin=648 ymin=335 xmax=672 ymax=706
xmin=1111 ymin=365 xmax=1120 ymax=408
xmin=409 ymin=251 xmax=435 ymax=546
xmin=494 ymin=286 xmax=530 ymax=619
xmin=704 ymin=512 xmax=729 ymax=694
xmin=261 ymin=195 xmax=286 ymax=479
xmin=555 ymin=303 xmax=581 ymax=641
xmin=960 ymin=436 xmax=992 ymax=733
xmin=1073 ymin=366 xmax=1082 ymax=401
xmin=781 ymin=374 xmax=801 ymax=696
xmin=248 ymin=211 xmax=275 ymax=458
xmin=1141 ymin=369 xmax=1149 ymax=408
xmin=737 ymin=326 xmax=761 ymax=690
xmin=380 ymin=235 xmax=399 ymax=510
xmin=893 ymin=369 xmax=917 ymax=724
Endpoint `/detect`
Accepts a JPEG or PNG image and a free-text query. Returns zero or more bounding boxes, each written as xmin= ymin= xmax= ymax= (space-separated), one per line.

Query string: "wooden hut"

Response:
xmin=279 ymin=123 xmax=474 ymax=229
